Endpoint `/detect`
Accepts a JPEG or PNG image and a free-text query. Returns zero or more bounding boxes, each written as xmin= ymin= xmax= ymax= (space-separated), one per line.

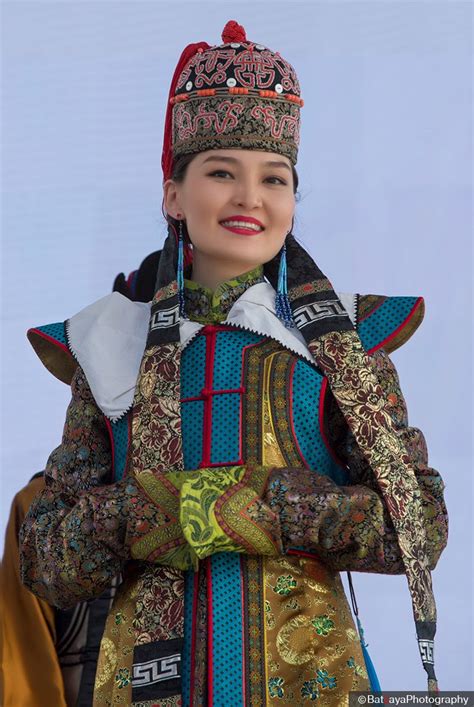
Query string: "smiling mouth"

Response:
xmin=220 ymin=220 xmax=265 ymax=234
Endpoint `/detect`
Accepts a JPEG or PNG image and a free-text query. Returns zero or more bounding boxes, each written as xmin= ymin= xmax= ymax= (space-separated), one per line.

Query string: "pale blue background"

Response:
xmin=1 ymin=0 xmax=472 ymax=692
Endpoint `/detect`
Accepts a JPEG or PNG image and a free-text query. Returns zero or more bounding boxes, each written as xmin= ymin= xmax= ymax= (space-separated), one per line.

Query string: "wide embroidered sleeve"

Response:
xmin=264 ymin=348 xmax=448 ymax=574
xmin=19 ymin=366 xmax=196 ymax=610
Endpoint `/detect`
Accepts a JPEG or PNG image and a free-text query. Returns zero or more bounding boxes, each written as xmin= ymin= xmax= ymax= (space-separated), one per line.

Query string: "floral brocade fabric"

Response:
xmin=308 ymin=331 xmax=446 ymax=625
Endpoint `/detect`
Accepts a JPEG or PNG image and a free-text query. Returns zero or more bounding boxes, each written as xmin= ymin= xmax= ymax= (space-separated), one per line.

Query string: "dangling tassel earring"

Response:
xmin=275 ymin=238 xmax=294 ymax=328
xmin=177 ymin=218 xmax=186 ymax=319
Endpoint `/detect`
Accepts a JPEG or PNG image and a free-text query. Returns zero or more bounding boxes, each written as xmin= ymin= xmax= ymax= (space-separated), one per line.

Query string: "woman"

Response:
xmin=20 ymin=20 xmax=448 ymax=705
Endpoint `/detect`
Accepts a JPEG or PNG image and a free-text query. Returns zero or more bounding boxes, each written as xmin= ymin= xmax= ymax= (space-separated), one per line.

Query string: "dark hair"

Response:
xmin=164 ymin=152 xmax=300 ymax=241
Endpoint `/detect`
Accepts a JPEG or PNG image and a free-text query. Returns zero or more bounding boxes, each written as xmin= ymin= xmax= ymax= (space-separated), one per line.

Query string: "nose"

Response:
xmin=231 ymin=176 xmax=263 ymax=210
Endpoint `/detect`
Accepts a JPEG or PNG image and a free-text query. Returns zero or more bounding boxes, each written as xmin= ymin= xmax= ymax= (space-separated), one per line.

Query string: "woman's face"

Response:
xmin=164 ymin=149 xmax=295 ymax=283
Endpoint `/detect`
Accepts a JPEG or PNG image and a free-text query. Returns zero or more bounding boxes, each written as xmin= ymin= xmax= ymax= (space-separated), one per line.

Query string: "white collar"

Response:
xmin=67 ymin=284 xmax=356 ymax=421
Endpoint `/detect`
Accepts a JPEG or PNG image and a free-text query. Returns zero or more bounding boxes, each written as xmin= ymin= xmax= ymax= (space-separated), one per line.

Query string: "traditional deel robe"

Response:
xmin=20 ymin=267 xmax=448 ymax=706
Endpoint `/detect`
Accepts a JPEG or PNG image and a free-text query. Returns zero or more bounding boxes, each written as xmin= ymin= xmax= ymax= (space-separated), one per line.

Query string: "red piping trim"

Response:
xmin=206 ymin=558 xmax=214 ymax=705
xmin=189 ymin=570 xmax=199 ymax=706
xmin=367 ymin=297 xmax=423 ymax=355
xmin=288 ymin=358 xmax=310 ymax=469
xmin=201 ymin=328 xmax=217 ymax=466
xmin=287 ymin=548 xmax=320 ymax=560
xmin=201 ymin=323 xmax=232 ymax=333
xmin=239 ymin=347 xmax=246 ymax=471
xmin=181 ymin=387 xmax=244 ymax=403
xmin=319 ymin=378 xmax=349 ymax=469
xmin=28 ymin=328 xmax=72 ymax=358
xmin=204 ymin=459 xmax=244 ymax=468
xmin=191 ymin=325 xmax=258 ymax=468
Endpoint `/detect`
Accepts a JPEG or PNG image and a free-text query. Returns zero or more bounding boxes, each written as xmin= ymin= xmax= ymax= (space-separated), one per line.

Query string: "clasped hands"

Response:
xmin=132 ymin=465 xmax=283 ymax=571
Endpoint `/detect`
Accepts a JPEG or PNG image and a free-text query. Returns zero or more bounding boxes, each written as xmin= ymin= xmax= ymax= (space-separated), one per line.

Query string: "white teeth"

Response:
xmin=221 ymin=221 xmax=263 ymax=231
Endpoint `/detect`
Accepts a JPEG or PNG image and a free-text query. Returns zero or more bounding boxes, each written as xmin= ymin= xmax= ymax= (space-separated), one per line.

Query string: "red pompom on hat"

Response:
xmin=221 ymin=20 xmax=247 ymax=43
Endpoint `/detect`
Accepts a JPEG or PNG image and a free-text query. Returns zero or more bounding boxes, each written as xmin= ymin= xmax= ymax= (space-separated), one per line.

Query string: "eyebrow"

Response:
xmin=201 ymin=155 xmax=291 ymax=172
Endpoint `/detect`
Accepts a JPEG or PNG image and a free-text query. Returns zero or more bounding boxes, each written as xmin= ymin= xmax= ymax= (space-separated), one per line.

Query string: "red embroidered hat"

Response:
xmin=161 ymin=20 xmax=304 ymax=182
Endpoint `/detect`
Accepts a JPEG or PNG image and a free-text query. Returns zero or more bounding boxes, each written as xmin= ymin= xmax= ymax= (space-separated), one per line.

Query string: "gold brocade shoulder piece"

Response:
xmin=27 ymin=328 xmax=77 ymax=384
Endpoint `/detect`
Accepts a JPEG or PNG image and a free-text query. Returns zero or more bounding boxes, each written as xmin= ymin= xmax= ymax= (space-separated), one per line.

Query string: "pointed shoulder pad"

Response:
xmin=27 ymin=322 xmax=77 ymax=384
xmin=357 ymin=294 xmax=425 ymax=354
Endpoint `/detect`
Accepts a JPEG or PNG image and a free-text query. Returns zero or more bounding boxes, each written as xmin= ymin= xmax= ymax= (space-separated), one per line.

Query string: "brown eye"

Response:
xmin=266 ymin=176 xmax=287 ymax=185
xmin=208 ymin=170 xmax=233 ymax=178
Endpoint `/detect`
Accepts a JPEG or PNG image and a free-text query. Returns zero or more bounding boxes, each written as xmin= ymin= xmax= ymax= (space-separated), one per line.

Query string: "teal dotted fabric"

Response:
xmin=291 ymin=360 xmax=349 ymax=485
xmin=181 ymin=334 xmax=206 ymax=399
xmin=35 ymin=322 xmax=67 ymax=347
xmin=213 ymin=329 xmax=261 ymax=390
xmin=211 ymin=393 xmax=241 ymax=464
xmin=210 ymin=553 xmax=244 ymax=704
xmin=358 ymin=296 xmax=418 ymax=352
xmin=111 ymin=415 xmax=130 ymax=481
xmin=181 ymin=400 xmax=205 ymax=470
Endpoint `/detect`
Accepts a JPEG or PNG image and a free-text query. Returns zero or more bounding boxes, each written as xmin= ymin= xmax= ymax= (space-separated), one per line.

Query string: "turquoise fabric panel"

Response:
xmin=210 ymin=393 xmax=242 ymax=465
xmin=110 ymin=415 xmax=129 ymax=481
xmin=212 ymin=329 xmax=261 ymax=390
xmin=35 ymin=321 xmax=67 ymax=346
xmin=181 ymin=334 xmax=207 ymax=399
xmin=358 ymin=296 xmax=418 ymax=352
xmin=182 ymin=399 xmax=205 ymax=470
xmin=291 ymin=360 xmax=349 ymax=485
xmin=209 ymin=553 xmax=244 ymax=706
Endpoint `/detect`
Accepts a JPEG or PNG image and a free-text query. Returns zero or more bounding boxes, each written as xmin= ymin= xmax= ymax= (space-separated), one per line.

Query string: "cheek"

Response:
xmin=265 ymin=188 xmax=294 ymax=225
xmin=187 ymin=192 xmax=223 ymax=233
xmin=276 ymin=194 xmax=296 ymax=223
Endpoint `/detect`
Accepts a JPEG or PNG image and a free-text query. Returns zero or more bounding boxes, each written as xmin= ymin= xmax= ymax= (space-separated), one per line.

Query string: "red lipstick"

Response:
xmin=219 ymin=215 xmax=265 ymax=236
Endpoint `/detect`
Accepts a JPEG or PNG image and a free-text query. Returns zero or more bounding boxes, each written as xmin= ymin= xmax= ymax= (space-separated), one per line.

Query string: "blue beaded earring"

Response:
xmin=275 ymin=234 xmax=294 ymax=328
xmin=177 ymin=218 xmax=186 ymax=318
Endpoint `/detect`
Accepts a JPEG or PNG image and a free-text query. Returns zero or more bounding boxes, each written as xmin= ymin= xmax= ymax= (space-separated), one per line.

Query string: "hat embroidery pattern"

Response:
xmin=169 ymin=23 xmax=303 ymax=165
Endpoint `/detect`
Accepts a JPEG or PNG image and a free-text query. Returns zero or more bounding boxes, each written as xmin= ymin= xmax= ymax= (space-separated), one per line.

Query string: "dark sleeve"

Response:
xmin=264 ymin=348 xmax=448 ymax=574
xmin=19 ymin=366 xmax=192 ymax=610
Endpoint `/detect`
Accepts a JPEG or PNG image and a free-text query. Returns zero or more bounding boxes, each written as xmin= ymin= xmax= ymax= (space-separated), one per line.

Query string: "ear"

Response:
xmin=163 ymin=179 xmax=182 ymax=220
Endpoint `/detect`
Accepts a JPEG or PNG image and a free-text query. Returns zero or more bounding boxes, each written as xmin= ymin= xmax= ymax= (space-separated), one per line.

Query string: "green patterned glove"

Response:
xmin=179 ymin=466 xmax=283 ymax=560
xmin=130 ymin=470 xmax=199 ymax=571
